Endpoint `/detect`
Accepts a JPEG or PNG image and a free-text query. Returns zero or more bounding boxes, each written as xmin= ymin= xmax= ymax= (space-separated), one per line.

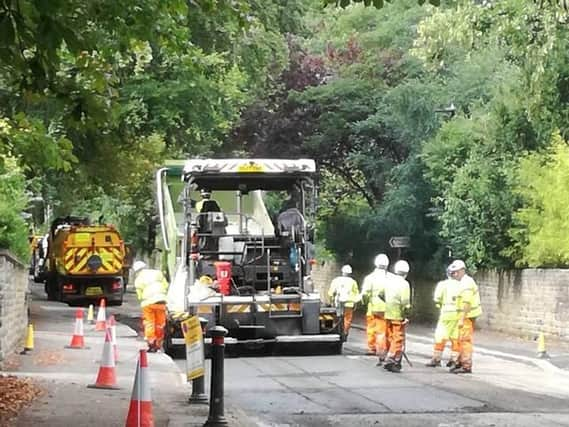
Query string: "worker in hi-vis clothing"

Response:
xmin=133 ymin=261 xmax=169 ymax=353
xmin=361 ymin=254 xmax=391 ymax=359
xmin=382 ymin=260 xmax=411 ymax=373
xmin=448 ymin=259 xmax=482 ymax=374
xmin=426 ymin=266 xmax=461 ymax=368
xmin=328 ymin=264 xmax=360 ymax=338
xmin=195 ymin=189 xmax=213 ymax=213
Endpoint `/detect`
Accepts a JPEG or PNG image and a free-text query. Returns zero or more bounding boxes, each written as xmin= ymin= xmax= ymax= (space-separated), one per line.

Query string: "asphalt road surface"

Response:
xmin=174 ymin=328 xmax=569 ymax=427
xmin=77 ymin=286 xmax=569 ymax=427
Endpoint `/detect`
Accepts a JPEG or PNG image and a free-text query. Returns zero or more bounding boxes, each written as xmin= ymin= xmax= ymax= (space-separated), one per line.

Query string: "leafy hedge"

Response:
xmin=0 ymin=158 xmax=29 ymax=261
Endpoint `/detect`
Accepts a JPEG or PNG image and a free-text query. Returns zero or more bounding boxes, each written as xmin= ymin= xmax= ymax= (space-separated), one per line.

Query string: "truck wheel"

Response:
xmin=46 ymin=280 xmax=57 ymax=301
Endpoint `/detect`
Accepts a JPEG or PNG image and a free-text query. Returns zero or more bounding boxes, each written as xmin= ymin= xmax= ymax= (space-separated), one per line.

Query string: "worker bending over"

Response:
xmin=133 ymin=261 xmax=169 ymax=353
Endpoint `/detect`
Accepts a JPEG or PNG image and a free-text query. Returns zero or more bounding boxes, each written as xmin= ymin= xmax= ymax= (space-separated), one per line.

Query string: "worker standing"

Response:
xmin=133 ymin=261 xmax=169 ymax=353
xmin=448 ymin=260 xmax=482 ymax=374
xmin=328 ymin=265 xmax=360 ymax=338
xmin=361 ymin=254 xmax=391 ymax=359
xmin=382 ymin=260 xmax=411 ymax=373
xmin=425 ymin=267 xmax=461 ymax=368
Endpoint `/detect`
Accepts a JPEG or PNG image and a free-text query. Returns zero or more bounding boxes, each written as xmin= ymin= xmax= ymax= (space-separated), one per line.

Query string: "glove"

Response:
xmin=458 ymin=316 xmax=465 ymax=328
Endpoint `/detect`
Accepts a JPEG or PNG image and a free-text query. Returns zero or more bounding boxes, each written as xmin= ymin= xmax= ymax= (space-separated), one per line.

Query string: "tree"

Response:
xmin=323 ymin=0 xmax=441 ymax=8
xmin=506 ymin=132 xmax=569 ymax=267
xmin=0 ymin=0 xmax=311 ymax=256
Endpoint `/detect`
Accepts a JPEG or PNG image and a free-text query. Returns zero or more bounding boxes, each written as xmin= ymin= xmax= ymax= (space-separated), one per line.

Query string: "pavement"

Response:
xmin=350 ymin=310 xmax=569 ymax=372
xmin=1 ymin=284 xmax=253 ymax=427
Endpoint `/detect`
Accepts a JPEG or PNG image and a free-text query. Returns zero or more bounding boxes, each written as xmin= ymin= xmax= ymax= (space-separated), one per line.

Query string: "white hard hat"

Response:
xmin=200 ymin=189 xmax=211 ymax=198
xmin=394 ymin=260 xmax=410 ymax=276
xmin=341 ymin=264 xmax=352 ymax=275
xmin=374 ymin=254 xmax=389 ymax=269
xmin=448 ymin=259 xmax=466 ymax=272
xmin=132 ymin=261 xmax=146 ymax=273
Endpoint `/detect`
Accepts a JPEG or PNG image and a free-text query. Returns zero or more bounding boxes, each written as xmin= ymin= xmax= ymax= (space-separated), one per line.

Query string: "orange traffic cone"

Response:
xmin=125 ymin=349 xmax=154 ymax=427
xmin=88 ymin=328 xmax=120 ymax=390
xmin=65 ymin=309 xmax=89 ymax=349
xmin=108 ymin=315 xmax=118 ymax=363
xmin=95 ymin=298 xmax=107 ymax=331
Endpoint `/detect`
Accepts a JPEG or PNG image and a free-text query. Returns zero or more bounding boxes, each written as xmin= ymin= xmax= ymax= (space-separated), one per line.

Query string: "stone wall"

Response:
xmin=476 ymin=269 xmax=569 ymax=339
xmin=313 ymin=262 xmax=569 ymax=340
xmin=0 ymin=250 xmax=30 ymax=368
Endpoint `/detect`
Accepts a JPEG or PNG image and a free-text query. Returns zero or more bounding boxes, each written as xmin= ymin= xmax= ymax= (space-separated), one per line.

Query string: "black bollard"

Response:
xmin=189 ymin=317 xmax=209 ymax=404
xmin=204 ymin=326 xmax=228 ymax=427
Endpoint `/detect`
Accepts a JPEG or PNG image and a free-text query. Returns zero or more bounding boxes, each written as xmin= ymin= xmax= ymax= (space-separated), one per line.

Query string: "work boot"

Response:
xmin=376 ymin=358 xmax=384 ymax=367
xmin=425 ymin=359 xmax=441 ymax=367
xmin=446 ymin=360 xmax=457 ymax=369
xmin=384 ymin=360 xmax=402 ymax=373
xmin=450 ymin=366 xmax=471 ymax=374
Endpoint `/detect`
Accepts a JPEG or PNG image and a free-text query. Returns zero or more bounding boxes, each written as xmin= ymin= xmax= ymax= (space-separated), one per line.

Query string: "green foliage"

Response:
xmin=322 ymin=0 xmax=441 ymax=8
xmin=0 ymin=158 xmax=29 ymax=260
xmin=506 ymin=132 xmax=569 ymax=267
xmin=0 ymin=0 xmax=309 ymax=257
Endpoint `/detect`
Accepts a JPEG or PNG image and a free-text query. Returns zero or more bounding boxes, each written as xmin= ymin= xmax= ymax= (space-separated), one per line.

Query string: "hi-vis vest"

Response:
xmin=328 ymin=276 xmax=359 ymax=308
xmin=362 ymin=269 xmax=390 ymax=315
xmin=458 ymin=274 xmax=482 ymax=319
xmin=383 ymin=275 xmax=411 ymax=320
xmin=135 ymin=269 xmax=169 ymax=308
xmin=434 ymin=279 xmax=461 ymax=321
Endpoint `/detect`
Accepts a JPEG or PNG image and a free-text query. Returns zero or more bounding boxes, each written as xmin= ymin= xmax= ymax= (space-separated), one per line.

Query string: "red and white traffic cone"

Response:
xmin=108 ymin=314 xmax=119 ymax=363
xmin=88 ymin=328 xmax=120 ymax=390
xmin=95 ymin=298 xmax=107 ymax=331
xmin=65 ymin=308 xmax=89 ymax=349
xmin=125 ymin=349 xmax=154 ymax=427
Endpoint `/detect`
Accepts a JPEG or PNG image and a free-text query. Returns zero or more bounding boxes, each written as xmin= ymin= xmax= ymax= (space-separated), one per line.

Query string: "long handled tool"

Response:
xmin=402 ymin=320 xmax=413 ymax=367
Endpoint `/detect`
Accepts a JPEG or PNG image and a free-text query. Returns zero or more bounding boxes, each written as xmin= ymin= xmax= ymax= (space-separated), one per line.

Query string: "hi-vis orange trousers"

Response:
xmin=385 ymin=320 xmax=405 ymax=363
xmin=343 ymin=307 xmax=354 ymax=335
xmin=367 ymin=314 xmax=387 ymax=357
xmin=458 ymin=318 xmax=475 ymax=369
xmin=142 ymin=303 xmax=167 ymax=349
xmin=433 ymin=339 xmax=460 ymax=363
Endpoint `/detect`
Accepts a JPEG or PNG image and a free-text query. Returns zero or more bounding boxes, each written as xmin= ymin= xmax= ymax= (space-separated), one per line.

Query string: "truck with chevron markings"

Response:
xmin=156 ymin=159 xmax=344 ymax=354
xmin=40 ymin=216 xmax=126 ymax=305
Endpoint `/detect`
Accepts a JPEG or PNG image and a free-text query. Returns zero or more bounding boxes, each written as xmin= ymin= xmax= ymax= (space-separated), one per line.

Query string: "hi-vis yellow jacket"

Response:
xmin=361 ymin=269 xmax=391 ymax=315
xmin=382 ymin=275 xmax=411 ymax=321
xmin=134 ymin=269 xmax=169 ymax=308
xmin=434 ymin=279 xmax=461 ymax=321
xmin=328 ymin=276 xmax=360 ymax=308
xmin=458 ymin=274 xmax=482 ymax=319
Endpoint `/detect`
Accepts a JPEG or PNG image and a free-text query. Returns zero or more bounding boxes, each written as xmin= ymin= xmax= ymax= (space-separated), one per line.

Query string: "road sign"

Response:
xmin=389 ymin=236 xmax=410 ymax=248
xmin=182 ymin=316 xmax=205 ymax=380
